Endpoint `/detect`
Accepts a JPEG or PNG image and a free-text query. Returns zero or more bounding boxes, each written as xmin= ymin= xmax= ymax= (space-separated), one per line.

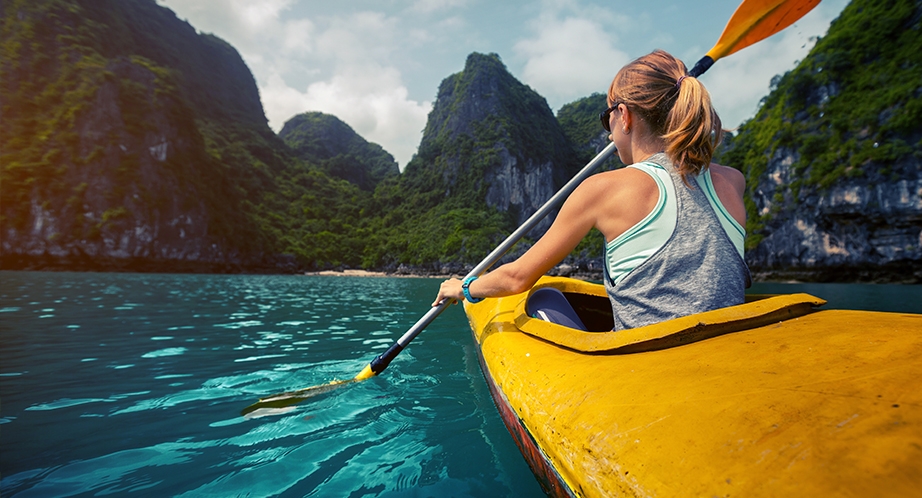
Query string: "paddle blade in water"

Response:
xmin=708 ymin=0 xmax=821 ymax=61
xmin=354 ymin=363 xmax=376 ymax=381
xmin=241 ymin=378 xmax=355 ymax=416
xmin=241 ymin=359 xmax=384 ymax=416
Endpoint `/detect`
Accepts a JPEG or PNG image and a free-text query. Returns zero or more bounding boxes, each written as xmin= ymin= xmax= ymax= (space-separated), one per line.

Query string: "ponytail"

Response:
xmin=663 ymin=75 xmax=723 ymax=179
xmin=608 ymin=50 xmax=723 ymax=180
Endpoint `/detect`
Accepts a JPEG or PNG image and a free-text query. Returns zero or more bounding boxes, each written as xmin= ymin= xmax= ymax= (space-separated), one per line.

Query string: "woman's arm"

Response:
xmin=432 ymin=172 xmax=631 ymax=306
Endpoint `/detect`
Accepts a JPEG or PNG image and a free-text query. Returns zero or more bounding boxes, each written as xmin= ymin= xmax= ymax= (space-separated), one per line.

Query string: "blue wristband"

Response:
xmin=462 ymin=276 xmax=483 ymax=304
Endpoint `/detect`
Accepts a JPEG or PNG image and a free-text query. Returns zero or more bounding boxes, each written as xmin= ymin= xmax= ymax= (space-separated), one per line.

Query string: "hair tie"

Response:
xmin=675 ymin=75 xmax=688 ymax=89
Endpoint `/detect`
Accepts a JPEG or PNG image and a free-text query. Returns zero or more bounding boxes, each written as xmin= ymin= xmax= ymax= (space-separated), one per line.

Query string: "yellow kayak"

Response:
xmin=462 ymin=276 xmax=922 ymax=497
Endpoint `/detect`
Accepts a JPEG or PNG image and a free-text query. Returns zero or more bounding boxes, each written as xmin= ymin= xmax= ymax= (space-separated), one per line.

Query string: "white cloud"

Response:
xmin=264 ymin=12 xmax=431 ymax=168
xmin=314 ymin=12 xmax=401 ymax=65
xmin=281 ymin=18 xmax=315 ymax=55
xmin=411 ymin=0 xmax=468 ymax=14
xmin=513 ymin=7 xmax=630 ymax=110
xmin=261 ymin=72 xmax=311 ymax=123
xmin=158 ymin=0 xmax=292 ymax=54
xmin=303 ymin=66 xmax=431 ymax=169
xmin=234 ymin=0 xmax=292 ymax=32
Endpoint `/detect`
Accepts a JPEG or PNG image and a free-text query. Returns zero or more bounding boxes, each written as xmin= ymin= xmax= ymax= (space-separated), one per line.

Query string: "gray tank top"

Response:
xmin=604 ymin=153 xmax=751 ymax=330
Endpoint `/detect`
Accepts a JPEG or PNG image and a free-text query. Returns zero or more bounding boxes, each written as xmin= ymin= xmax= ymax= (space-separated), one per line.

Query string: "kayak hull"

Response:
xmin=464 ymin=277 xmax=922 ymax=497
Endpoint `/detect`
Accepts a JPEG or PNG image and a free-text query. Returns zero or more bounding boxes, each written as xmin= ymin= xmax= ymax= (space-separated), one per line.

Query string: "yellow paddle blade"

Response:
xmin=241 ymin=362 xmax=380 ymax=416
xmin=353 ymin=363 xmax=376 ymax=381
xmin=240 ymin=378 xmax=357 ymax=416
xmin=707 ymin=0 xmax=821 ymax=61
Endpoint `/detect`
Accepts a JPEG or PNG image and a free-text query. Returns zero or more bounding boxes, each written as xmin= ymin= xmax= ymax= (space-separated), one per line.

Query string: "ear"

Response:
xmin=618 ymin=104 xmax=633 ymax=134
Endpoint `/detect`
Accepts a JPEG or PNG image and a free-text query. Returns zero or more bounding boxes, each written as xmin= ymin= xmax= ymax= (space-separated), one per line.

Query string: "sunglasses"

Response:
xmin=599 ymin=102 xmax=623 ymax=133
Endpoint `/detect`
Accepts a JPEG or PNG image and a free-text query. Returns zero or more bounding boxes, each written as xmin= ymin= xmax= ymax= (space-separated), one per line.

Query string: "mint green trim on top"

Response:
xmin=605 ymin=162 xmax=676 ymax=286
xmin=694 ymin=170 xmax=745 ymax=258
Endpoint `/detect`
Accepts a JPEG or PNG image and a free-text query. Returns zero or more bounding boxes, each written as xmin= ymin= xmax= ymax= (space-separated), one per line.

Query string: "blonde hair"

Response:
xmin=608 ymin=50 xmax=723 ymax=179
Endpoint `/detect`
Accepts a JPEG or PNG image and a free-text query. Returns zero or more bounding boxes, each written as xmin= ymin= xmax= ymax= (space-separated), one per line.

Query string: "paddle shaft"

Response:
xmin=366 ymin=142 xmax=618 ymax=376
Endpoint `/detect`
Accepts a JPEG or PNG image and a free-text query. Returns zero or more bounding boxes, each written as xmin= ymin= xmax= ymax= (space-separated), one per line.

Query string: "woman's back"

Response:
xmin=604 ymin=153 xmax=750 ymax=330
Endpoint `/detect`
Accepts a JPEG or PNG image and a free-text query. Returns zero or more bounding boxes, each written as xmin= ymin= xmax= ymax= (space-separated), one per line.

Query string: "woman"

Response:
xmin=432 ymin=49 xmax=751 ymax=330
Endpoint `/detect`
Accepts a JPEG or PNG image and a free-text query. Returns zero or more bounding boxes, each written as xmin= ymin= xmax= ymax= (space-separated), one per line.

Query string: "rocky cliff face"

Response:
xmin=481 ymin=147 xmax=558 ymax=227
xmin=722 ymin=0 xmax=922 ymax=283
xmin=748 ymin=146 xmax=921 ymax=282
xmin=1 ymin=0 xmax=288 ymax=271
xmin=2 ymin=55 xmax=224 ymax=268
xmin=409 ymin=53 xmax=580 ymax=234
xmin=6 ymin=0 xmax=919 ymax=280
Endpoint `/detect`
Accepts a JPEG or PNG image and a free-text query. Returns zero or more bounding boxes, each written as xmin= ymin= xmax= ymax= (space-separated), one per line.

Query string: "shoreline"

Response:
xmin=303 ymin=269 xmax=461 ymax=279
xmin=3 ymin=254 xmax=920 ymax=284
xmin=303 ymin=268 xmax=606 ymax=281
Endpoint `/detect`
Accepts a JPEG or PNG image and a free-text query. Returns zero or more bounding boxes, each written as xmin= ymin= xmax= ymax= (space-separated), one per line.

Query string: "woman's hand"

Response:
xmin=433 ymin=278 xmax=464 ymax=306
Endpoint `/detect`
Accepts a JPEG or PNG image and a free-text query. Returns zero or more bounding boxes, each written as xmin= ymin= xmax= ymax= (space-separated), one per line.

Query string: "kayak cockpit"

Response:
xmin=515 ymin=276 xmax=826 ymax=354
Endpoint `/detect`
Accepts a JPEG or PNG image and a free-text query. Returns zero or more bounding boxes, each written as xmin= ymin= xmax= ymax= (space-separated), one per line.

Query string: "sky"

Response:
xmin=156 ymin=0 xmax=850 ymax=169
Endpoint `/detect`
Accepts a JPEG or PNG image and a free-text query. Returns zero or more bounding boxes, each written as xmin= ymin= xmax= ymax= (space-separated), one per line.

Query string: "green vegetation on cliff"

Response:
xmin=359 ymin=53 xmax=581 ymax=270
xmin=717 ymin=0 xmax=922 ymax=249
xmin=279 ymin=112 xmax=399 ymax=192
xmin=1 ymin=4 xmax=582 ymax=272
xmin=1 ymin=0 xmax=372 ymax=270
xmin=556 ymin=92 xmax=624 ymax=173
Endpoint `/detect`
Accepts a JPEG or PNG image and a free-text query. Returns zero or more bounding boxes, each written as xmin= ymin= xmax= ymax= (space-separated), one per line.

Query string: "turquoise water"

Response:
xmin=0 ymin=272 xmax=543 ymax=497
xmin=748 ymin=281 xmax=922 ymax=314
xmin=2 ymin=271 xmax=921 ymax=497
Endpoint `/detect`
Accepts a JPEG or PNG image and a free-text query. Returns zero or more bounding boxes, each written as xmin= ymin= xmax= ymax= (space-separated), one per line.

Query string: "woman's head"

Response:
xmin=607 ymin=49 xmax=722 ymax=178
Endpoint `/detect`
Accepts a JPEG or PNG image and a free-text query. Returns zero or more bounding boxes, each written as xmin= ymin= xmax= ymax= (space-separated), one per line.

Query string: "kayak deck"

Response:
xmin=464 ymin=277 xmax=922 ymax=497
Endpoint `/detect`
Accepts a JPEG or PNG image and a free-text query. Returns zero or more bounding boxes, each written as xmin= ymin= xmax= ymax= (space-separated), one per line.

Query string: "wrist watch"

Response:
xmin=462 ymin=276 xmax=483 ymax=304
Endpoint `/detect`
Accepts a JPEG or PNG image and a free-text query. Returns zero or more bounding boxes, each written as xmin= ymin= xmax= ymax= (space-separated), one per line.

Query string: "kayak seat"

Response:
xmin=526 ymin=288 xmax=588 ymax=331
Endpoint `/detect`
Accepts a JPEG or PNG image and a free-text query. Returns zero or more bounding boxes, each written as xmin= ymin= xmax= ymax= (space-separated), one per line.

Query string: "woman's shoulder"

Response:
xmin=575 ymin=165 xmax=662 ymax=241
xmin=579 ymin=166 xmax=659 ymax=196
xmin=574 ymin=167 xmax=660 ymax=217
xmin=705 ymin=163 xmax=747 ymax=226
xmin=707 ymin=163 xmax=745 ymax=195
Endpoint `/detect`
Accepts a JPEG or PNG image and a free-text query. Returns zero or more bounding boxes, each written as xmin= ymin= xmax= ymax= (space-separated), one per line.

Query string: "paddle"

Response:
xmin=689 ymin=0 xmax=820 ymax=76
xmin=241 ymin=0 xmax=820 ymax=417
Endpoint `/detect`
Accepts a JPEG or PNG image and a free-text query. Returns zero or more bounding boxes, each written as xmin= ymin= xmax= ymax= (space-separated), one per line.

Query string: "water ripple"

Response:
xmin=142 ymin=347 xmax=187 ymax=358
xmin=7 ymin=443 xmax=206 ymax=498
xmin=26 ymin=391 xmax=151 ymax=411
